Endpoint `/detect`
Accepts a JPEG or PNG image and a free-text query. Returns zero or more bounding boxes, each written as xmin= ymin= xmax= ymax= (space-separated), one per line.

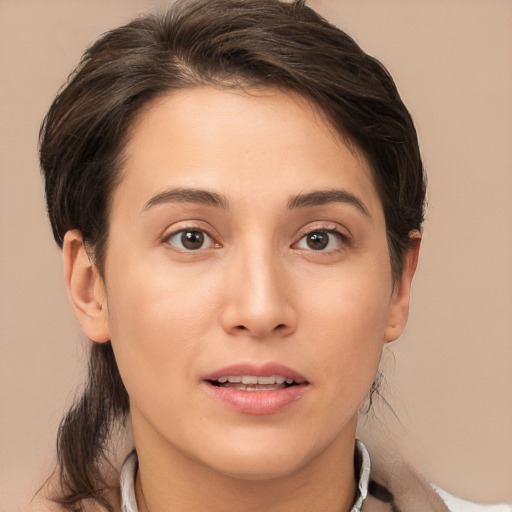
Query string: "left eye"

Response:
xmin=295 ymin=230 xmax=344 ymax=251
xmin=166 ymin=229 xmax=214 ymax=251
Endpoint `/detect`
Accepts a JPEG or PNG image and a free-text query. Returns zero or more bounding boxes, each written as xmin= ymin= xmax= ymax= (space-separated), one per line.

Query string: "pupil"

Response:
xmin=307 ymin=232 xmax=328 ymax=250
xmin=181 ymin=230 xmax=204 ymax=250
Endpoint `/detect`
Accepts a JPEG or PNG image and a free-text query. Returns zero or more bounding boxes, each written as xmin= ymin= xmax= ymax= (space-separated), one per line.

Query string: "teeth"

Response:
xmin=229 ymin=383 xmax=285 ymax=391
xmin=257 ymin=376 xmax=275 ymax=385
xmin=215 ymin=375 xmax=294 ymax=385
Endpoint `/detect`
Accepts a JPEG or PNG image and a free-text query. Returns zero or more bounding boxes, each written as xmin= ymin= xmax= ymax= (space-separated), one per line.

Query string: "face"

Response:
xmin=82 ymin=87 xmax=412 ymax=480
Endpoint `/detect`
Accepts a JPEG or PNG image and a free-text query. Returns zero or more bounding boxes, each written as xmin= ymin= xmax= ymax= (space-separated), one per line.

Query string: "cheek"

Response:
xmin=106 ymin=250 xmax=219 ymax=338
xmin=300 ymin=263 xmax=392 ymax=391
xmin=103 ymin=260 xmax=220 ymax=404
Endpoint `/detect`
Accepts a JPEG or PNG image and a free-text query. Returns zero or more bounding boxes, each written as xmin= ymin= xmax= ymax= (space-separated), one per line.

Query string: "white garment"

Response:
xmin=432 ymin=485 xmax=512 ymax=512
xmin=120 ymin=452 xmax=137 ymax=512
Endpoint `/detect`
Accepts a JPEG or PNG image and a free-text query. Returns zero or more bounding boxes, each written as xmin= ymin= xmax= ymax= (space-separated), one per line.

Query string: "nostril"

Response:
xmin=233 ymin=323 xmax=287 ymax=334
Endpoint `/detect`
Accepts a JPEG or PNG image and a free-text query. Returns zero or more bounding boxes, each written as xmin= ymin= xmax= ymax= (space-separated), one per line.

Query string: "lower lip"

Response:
xmin=203 ymin=382 xmax=309 ymax=415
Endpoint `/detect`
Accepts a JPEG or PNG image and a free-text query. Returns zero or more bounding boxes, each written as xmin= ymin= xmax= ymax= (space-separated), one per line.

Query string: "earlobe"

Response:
xmin=63 ymin=230 xmax=110 ymax=343
xmin=384 ymin=232 xmax=421 ymax=343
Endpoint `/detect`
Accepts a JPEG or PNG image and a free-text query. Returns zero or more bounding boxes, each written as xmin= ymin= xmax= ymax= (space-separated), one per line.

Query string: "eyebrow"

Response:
xmin=141 ymin=188 xmax=230 ymax=212
xmin=287 ymin=189 xmax=370 ymax=217
xmin=141 ymin=187 xmax=369 ymax=217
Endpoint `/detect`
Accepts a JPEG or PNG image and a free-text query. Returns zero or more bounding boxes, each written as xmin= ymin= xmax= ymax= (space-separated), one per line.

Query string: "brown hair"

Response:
xmin=39 ymin=0 xmax=425 ymax=509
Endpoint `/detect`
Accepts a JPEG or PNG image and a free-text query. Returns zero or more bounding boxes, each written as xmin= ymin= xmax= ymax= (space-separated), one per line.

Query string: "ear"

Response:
xmin=384 ymin=231 xmax=421 ymax=343
xmin=63 ymin=230 xmax=110 ymax=343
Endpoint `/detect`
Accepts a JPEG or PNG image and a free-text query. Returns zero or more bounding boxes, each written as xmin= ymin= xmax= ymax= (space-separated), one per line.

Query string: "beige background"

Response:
xmin=1 ymin=0 xmax=511 ymax=510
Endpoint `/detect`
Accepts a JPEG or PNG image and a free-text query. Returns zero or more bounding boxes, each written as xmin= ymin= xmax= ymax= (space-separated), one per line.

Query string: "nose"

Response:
xmin=220 ymin=245 xmax=297 ymax=339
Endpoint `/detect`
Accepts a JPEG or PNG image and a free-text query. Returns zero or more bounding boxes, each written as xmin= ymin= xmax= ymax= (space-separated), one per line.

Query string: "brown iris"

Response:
xmin=306 ymin=231 xmax=330 ymax=250
xmin=181 ymin=230 xmax=205 ymax=250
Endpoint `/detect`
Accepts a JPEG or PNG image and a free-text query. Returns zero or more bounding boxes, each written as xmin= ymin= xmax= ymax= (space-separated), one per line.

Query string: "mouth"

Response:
xmin=208 ymin=374 xmax=302 ymax=391
xmin=202 ymin=363 xmax=309 ymax=414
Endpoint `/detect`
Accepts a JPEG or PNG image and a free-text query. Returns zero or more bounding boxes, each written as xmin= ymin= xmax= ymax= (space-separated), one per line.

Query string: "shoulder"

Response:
xmin=363 ymin=443 xmax=449 ymax=512
xmin=28 ymin=474 xmax=66 ymax=512
xmin=27 ymin=500 xmax=67 ymax=512
xmin=28 ymin=473 xmax=121 ymax=512
xmin=29 ymin=494 xmax=120 ymax=512
xmin=28 ymin=489 xmax=67 ymax=512
xmin=365 ymin=447 xmax=512 ymax=512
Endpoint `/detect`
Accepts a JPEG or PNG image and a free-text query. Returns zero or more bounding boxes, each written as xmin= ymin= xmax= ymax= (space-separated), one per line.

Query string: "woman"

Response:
xmin=29 ymin=1 xmax=506 ymax=511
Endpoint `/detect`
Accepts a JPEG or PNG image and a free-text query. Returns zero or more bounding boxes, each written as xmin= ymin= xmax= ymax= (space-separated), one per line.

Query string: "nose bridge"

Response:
xmin=222 ymin=234 xmax=296 ymax=337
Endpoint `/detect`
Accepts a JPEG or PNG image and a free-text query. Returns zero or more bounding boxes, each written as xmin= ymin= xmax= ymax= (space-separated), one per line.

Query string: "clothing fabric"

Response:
xmin=431 ymin=486 xmax=512 ymax=512
xmin=119 ymin=442 xmax=511 ymax=512
xmin=120 ymin=452 xmax=138 ymax=512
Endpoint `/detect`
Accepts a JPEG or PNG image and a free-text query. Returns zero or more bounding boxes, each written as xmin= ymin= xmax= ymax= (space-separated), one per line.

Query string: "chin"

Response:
xmin=211 ymin=453 xmax=309 ymax=482
xmin=194 ymin=430 xmax=325 ymax=482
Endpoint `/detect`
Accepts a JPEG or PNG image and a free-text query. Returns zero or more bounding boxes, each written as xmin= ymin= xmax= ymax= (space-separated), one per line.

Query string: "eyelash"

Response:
xmin=163 ymin=226 xmax=349 ymax=253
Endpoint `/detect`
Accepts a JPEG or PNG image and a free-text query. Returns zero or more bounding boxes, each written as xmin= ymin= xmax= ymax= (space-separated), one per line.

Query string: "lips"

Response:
xmin=202 ymin=363 xmax=309 ymax=415
xmin=204 ymin=362 xmax=307 ymax=382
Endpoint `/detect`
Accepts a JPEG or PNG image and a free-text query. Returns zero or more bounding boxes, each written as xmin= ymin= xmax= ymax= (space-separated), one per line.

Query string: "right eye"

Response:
xmin=165 ymin=229 xmax=214 ymax=251
xmin=293 ymin=229 xmax=347 ymax=252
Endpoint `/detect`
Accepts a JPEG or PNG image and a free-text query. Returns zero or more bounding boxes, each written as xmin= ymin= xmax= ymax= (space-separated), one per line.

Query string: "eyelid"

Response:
xmin=292 ymin=224 xmax=350 ymax=251
xmin=163 ymin=224 xmax=220 ymax=252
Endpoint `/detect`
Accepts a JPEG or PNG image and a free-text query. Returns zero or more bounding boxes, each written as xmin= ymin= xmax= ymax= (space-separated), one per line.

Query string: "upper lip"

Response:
xmin=202 ymin=362 xmax=308 ymax=384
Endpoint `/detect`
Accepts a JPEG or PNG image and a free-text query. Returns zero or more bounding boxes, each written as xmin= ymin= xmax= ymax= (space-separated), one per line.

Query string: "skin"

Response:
xmin=64 ymin=87 xmax=419 ymax=512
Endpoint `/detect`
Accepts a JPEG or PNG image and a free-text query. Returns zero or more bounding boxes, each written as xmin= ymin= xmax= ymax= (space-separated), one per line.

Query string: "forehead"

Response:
xmin=114 ymin=86 xmax=381 ymax=215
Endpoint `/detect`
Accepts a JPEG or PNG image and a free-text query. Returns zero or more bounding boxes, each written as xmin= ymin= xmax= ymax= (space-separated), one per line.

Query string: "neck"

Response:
xmin=133 ymin=417 xmax=358 ymax=512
